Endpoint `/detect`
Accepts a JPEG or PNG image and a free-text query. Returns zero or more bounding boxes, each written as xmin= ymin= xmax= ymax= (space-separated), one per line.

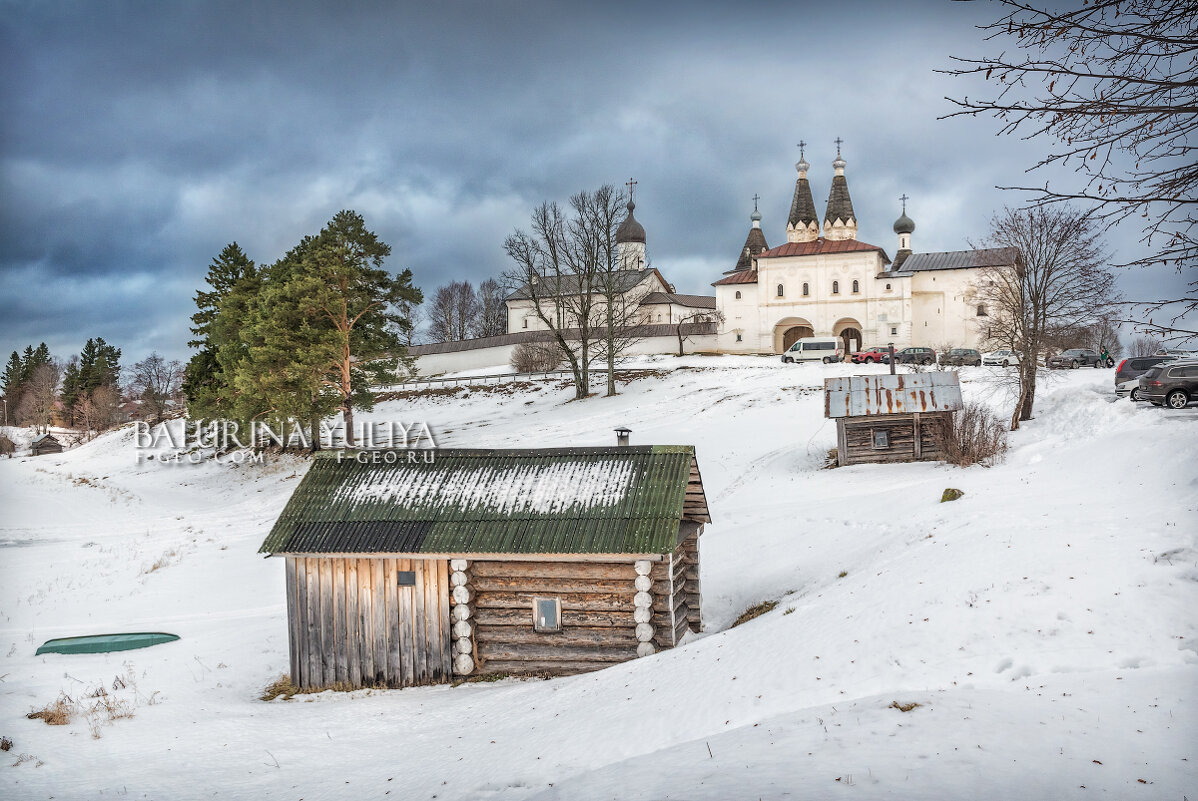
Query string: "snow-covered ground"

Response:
xmin=1 ymin=358 xmax=1195 ymax=800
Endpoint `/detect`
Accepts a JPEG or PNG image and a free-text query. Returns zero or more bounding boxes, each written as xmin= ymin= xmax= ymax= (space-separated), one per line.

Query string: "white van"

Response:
xmin=781 ymin=336 xmax=843 ymax=364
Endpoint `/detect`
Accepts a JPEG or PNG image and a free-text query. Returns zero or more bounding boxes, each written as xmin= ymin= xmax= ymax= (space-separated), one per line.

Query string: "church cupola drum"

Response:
xmin=616 ymin=194 xmax=647 ymax=271
xmin=823 ymin=139 xmax=858 ymax=241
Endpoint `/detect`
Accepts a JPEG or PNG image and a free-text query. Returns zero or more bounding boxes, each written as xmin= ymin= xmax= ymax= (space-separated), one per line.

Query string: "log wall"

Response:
xmin=836 ymin=411 xmax=949 ymax=466
xmin=285 ymin=556 xmax=452 ymax=689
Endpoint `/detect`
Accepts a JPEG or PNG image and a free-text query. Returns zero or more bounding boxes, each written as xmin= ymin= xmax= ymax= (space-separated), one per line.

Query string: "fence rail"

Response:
xmin=376 ymin=368 xmax=644 ymax=392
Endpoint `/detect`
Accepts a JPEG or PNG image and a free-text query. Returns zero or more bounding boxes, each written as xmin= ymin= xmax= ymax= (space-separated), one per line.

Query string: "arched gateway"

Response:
xmin=774 ymin=318 xmax=815 ymax=353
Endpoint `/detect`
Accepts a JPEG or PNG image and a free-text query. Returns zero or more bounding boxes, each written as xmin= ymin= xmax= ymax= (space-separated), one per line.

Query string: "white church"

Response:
xmin=713 ymin=146 xmax=1018 ymax=355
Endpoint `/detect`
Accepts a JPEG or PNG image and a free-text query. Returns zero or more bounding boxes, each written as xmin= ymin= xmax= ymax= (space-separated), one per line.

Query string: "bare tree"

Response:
xmin=1128 ymin=334 xmax=1161 ymax=357
xmin=128 ymin=353 xmax=184 ymax=423
xmin=581 ymin=186 xmax=648 ymax=397
xmin=510 ymin=341 xmax=563 ymax=373
xmin=474 ymin=278 xmax=508 ymax=338
xmin=73 ymin=383 xmax=122 ymax=439
xmin=673 ymin=308 xmax=724 ymax=357
xmin=975 ymin=206 xmax=1119 ymax=429
xmin=19 ymin=362 xmax=61 ymax=434
xmin=503 ymin=200 xmax=602 ymax=400
xmin=427 ymin=281 xmax=479 ymax=343
xmin=942 ymin=0 xmax=1198 ymax=340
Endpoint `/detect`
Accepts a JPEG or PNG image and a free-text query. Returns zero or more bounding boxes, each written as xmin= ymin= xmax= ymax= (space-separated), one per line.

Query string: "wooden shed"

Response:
xmin=259 ymin=446 xmax=710 ymax=689
xmin=825 ymin=372 xmax=963 ymax=467
xmin=30 ymin=433 xmax=64 ymax=456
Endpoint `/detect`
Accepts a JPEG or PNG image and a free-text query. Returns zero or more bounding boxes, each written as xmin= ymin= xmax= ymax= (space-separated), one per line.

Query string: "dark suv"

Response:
xmin=1139 ymin=360 xmax=1198 ymax=409
xmin=888 ymin=346 xmax=936 ymax=366
xmin=940 ymin=348 xmax=982 ymax=367
xmin=1048 ymin=348 xmax=1103 ymax=369
xmin=1115 ymin=356 xmax=1173 ymax=399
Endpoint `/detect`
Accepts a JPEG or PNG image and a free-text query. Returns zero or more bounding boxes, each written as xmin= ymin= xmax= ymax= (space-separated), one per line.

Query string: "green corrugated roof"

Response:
xmin=259 ymin=446 xmax=705 ymax=556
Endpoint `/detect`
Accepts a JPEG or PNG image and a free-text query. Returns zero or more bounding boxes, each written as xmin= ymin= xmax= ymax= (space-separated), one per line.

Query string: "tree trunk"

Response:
xmin=342 ymin=401 xmax=355 ymax=447
xmin=677 ymin=328 xmax=685 ymax=357
xmin=606 ymin=345 xmax=616 ymax=397
xmin=310 ymin=416 xmax=320 ymax=453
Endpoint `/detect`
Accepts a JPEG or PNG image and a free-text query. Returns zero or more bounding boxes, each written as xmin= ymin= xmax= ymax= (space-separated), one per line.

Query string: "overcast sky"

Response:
xmin=0 ymin=0 xmax=1186 ymax=365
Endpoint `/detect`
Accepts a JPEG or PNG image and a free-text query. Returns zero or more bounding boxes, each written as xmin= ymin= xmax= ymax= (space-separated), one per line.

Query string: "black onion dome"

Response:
xmin=893 ymin=211 xmax=915 ymax=235
xmin=616 ymin=201 xmax=646 ymax=244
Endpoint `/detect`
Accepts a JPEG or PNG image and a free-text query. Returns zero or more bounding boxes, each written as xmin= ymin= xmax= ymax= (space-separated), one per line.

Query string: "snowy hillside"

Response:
xmin=1 ymin=358 xmax=1195 ymax=800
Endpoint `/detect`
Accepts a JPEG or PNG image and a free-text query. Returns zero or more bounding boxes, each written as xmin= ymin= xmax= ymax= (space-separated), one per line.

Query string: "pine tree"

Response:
xmin=234 ymin=244 xmax=341 ymax=449
xmin=287 ymin=210 xmax=422 ymax=446
xmin=1 ymin=350 xmax=23 ymax=424
xmin=183 ymin=243 xmax=259 ymax=419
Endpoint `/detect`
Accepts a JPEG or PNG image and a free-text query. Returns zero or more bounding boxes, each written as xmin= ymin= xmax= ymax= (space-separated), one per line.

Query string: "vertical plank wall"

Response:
xmin=286 ymin=556 xmax=453 ymax=689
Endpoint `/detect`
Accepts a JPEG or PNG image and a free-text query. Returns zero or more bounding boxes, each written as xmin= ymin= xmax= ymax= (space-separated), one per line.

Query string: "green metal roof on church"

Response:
xmin=259 ymin=446 xmax=710 ymax=556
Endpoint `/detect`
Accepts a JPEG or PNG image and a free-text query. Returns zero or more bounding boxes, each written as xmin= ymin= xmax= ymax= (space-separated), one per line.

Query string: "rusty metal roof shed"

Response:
xmin=824 ymin=373 xmax=963 ymax=419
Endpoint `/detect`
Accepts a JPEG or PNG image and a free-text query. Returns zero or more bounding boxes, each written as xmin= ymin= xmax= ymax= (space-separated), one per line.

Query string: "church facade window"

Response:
xmin=802 ymin=282 xmax=809 ymax=296
xmin=852 ymin=279 xmax=859 ymax=294
xmin=735 ymin=291 xmax=741 ymax=299
xmin=977 ymin=304 xmax=988 ymax=316
xmin=736 ymin=333 xmax=743 ymax=342
xmin=522 ymin=318 xmax=528 ymax=329
xmin=777 ymin=284 xmax=784 ymax=297
xmin=832 ymin=280 xmax=839 ymax=295
xmin=891 ymin=326 xmax=898 ymax=335
xmin=885 ymin=283 xmax=892 ymax=291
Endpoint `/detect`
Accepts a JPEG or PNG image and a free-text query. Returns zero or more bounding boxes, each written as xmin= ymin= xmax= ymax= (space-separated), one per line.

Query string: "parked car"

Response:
xmin=887 ymin=346 xmax=936 ymax=366
xmin=1047 ymin=348 xmax=1103 ymax=369
xmin=781 ymin=336 xmax=844 ymax=364
xmin=1114 ymin=356 xmax=1174 ymax=400
xmin=1155 ymin=348 xmax=1198 ymax=358
xmin=982 ymin=349 xmax=1021 ymax=367
xmin=1139 ymin=360 xmax=1198 ymax=408
xmin=851 ymin=346 xmax=893 ymax=364
xmin=940 ymin=348 xmax=982 ymax=367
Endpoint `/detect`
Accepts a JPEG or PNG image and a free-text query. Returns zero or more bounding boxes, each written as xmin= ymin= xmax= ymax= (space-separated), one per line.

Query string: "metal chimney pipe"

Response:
xmin=614 ymin=427 xmax=631 ymax=447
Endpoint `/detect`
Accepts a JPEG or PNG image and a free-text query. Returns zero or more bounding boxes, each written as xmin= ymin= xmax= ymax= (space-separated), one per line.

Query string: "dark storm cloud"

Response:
xmin=0 ymin=0 xmax=1182 ymax=364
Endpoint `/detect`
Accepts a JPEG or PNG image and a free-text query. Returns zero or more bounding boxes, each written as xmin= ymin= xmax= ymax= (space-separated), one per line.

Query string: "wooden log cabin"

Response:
xmin=30 ymin=433 xmax=64 ymax=456
xmin=258 ymin=446 xmax=710 ymax=689
xmin=825 ymin=372 xmax=963 ymax=467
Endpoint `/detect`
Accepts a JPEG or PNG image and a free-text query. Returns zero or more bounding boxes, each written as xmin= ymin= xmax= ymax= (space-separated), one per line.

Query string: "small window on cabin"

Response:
xmin=872 ymin=429 xmax=891 ymax=450
xmin=533 ymin=598 xmax=562 ymax=633
xmin=852 ymin=279 xmax=859 ymax=294
xmin=977 ymin=304 xmax=988 ymax=316
xmin=397 ymin=571 xmax=416 ymax=587
xmin=735 ymin=290 xmax=741 ymax=299
xmin=832 ymin=280 xmax=839 ymax=294
xmin=777 ymin=284 xmax=784 ymax=297
xmin=802 ymin=282 xmax=809 ymax=296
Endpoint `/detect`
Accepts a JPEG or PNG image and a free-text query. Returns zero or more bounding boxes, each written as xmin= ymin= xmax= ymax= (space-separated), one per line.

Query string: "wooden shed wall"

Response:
xmin=462 ymin=530 xmax=703 ymax=677
xmin=32 ymin=440 xmax=63 ymax=455
xmin=285 ymin=556 xmax=452 ymax=689
xmin=836 ymin=411 xmax=949 ymax=466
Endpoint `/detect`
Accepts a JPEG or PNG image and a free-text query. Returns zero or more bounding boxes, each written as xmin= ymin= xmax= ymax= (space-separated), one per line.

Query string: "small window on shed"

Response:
xmin=872 ymin=429 xmax=891 ymax=450
xmin=735 ymin=290 xmax=741 ymax=299
xmin=533 ymin=598 xmax=562 ymax=632
xmin=397 ymin=571 xmax=416 ymax=586
xmin=852 ymin=279 xmax=860 ymax=294
xmin=777 ymin=284 xmax=785 ymax=297
xmin=832 ymin=280 xmax=840 ymax=294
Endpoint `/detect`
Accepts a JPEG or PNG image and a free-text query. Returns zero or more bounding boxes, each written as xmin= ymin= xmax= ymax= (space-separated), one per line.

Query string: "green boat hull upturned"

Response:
xmin=35 ymin=632 xmax=180 ymax=655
